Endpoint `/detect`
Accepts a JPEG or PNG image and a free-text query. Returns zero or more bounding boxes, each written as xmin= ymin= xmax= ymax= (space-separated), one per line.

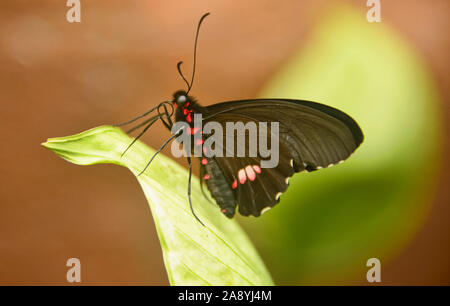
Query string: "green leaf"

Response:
xmin=240 ymin=5 xmax=442 ymax=284
xmin=42 ymin=125 xmax=273 ymax=286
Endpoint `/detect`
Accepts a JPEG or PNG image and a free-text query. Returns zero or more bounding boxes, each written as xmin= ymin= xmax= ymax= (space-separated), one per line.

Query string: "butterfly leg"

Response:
xmin=125 ymin=114 xmax=162 ymax=134
xmin=187 ymin=156 xmax=205 ymax=226
xmin=158 ymin=102 xmax=174 ymax=130
xmin=121 ymin=115 xmax=162 ymax=157
xmin=114 ymin=105 xmax=160 ymax=127
xmin=137 ymin=132 xmax=180 ymax=176
xmin=122 ymin=100 xmax=175 ymax=156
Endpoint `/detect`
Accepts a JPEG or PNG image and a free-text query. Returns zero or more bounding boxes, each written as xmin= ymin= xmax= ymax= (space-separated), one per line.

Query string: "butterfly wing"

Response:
xmin=204 ymin=99 xmax=363 ymax=168
xmin=199 ymin=99 xmax=364 ymax=217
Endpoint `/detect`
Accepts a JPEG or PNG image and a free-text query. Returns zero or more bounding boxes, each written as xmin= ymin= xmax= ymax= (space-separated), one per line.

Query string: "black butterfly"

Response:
xmin=116 ymin=13 xmax=364 ymax=225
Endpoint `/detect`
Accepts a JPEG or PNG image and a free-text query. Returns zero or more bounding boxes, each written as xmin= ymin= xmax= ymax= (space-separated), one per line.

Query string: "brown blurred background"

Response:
xmin=0 ymin=0 xmax=448 ymax=285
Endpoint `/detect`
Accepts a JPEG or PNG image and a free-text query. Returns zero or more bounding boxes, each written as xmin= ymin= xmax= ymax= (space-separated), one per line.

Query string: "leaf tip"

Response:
xmin=41 ymin=140 xmax=50 ymax=148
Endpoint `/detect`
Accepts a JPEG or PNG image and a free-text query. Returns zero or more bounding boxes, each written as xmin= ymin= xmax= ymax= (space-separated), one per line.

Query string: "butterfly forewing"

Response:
xmin=204 ymin=99 xmax=363 ymax=168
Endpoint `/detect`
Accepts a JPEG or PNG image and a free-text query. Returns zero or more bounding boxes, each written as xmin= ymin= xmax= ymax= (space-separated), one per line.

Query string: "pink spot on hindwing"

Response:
xmin=252 ymin=165 xmax=261 ymax=174
xmin=245 ymin=165 xmax=256 ymax=181
xmin=238 ymin=169 xmax=247 ymax=184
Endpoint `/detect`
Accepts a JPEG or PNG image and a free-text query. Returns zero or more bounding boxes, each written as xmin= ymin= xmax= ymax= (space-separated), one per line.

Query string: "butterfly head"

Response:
xmin=172 ymin=90 xmax=190 ymax=108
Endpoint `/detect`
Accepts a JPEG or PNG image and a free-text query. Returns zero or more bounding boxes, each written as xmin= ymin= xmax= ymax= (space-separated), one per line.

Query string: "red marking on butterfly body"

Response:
xmin=190 ymin=127 xmax=200 ymax=135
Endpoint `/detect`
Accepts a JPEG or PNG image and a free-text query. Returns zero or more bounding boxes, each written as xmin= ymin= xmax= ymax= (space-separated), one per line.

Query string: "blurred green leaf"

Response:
xmin=241 ymin=6 xmax=442 ymax=284
xmin=43 ymin=125 xmax=273 ymax=286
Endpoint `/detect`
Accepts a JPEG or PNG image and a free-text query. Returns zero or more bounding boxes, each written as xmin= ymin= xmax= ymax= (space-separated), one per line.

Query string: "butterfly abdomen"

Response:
xmin=202 ymin=157 xmax=236 ymax=218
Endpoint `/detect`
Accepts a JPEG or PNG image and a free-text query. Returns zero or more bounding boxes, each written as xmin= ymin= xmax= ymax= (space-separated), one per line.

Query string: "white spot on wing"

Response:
xmin=275 ymin=192 xmax=282 ymax=201
xmin=261 ymin=207 xmax=271 ymax=215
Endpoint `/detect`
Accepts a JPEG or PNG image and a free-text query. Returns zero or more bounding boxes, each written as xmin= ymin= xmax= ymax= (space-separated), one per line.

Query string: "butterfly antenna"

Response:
xmin=177 ymin=61 xmax=190 ymax=90
xmin=186 ymin=12 xmax=210 ymax=94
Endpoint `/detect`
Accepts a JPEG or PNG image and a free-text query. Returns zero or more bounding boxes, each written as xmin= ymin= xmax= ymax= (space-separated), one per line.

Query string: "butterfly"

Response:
xmin=116 ymin=13 xmax=364 ymax=225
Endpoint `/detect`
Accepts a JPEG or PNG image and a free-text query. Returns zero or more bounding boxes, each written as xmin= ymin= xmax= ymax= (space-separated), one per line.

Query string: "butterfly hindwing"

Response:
xmin=199 ymin=113 xmax=302 ymax=217
xmin=202 ymin=154 xmax=296 ymax=217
